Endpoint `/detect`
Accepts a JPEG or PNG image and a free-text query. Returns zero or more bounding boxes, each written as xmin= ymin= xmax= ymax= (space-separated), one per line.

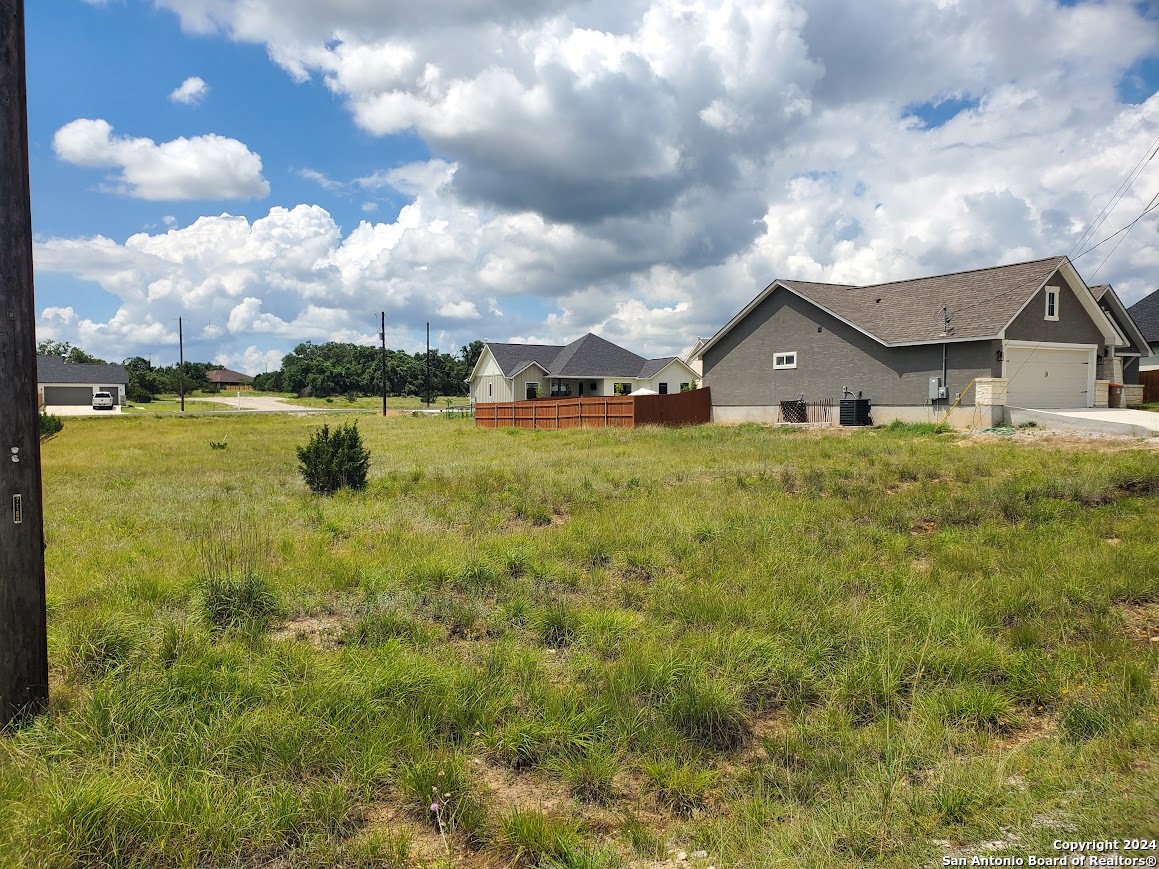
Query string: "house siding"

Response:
xmin=473 ymin=375 xmax=511 ymax=404
xmin=702 ymin=290 xmax=996 ymax=407
xmin=1004 ymin=273 xmax=1104 ymax=345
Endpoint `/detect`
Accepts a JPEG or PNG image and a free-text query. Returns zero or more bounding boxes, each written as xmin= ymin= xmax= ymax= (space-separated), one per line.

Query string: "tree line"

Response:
xmin=37 ymin=339 xmax=486 ymax=402
xmin=253 ymin=340 xmax=484 ymax=398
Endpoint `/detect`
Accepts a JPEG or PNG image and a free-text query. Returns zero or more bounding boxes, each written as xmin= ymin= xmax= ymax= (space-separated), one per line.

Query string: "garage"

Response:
xmin=1003 ymin=343 xmax=1094 ymax=409
xmin=42 ymin=386 xmax=95 ymax=406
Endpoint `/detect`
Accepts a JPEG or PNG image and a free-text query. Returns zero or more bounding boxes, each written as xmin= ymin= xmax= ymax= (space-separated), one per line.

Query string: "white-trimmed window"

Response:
xmin=1044 ymin=286 xmax=1059 ymax=321
xmin=773 ymin=351 xmax=797 ymax=370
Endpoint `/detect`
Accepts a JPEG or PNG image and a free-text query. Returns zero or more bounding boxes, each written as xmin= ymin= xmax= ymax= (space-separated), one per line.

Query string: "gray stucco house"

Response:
xmin=1127 ymin=287 xmax=1159 ymax=371
xmin=470 ymin=333 xmax=699 ymax=403
xmin=694 ymin=256 xmax=1152 ymax=425
xmin=37 ymin=357 xmax=129 ymax=407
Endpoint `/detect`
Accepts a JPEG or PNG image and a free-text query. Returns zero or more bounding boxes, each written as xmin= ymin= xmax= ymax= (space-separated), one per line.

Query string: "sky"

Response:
xmin=25 ymin=0 xmax=1159 ymax=373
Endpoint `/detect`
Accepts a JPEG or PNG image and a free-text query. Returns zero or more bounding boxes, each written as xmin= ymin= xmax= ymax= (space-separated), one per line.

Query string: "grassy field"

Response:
xmin=121 ymin=398 xmax=228 ymax=414
xmin=2 ymin=415 xmax=1157 ymax=868
xmin=283 ymin=394 xmax=467 ymax=410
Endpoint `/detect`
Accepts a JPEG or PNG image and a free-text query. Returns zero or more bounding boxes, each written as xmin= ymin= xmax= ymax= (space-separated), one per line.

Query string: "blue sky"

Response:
xmin=27 ymin=0 xmax=1159 ymax=372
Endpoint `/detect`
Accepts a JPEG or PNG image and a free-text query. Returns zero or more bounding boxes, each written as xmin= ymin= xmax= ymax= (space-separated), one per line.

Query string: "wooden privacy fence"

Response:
xmin=1142 ymin=370 xmax=1159 ymax=404
xmin=475 ymin=387 xmax=712 ymax=430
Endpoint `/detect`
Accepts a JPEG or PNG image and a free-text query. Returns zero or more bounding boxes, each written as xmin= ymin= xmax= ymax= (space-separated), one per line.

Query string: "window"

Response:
xmin=680 ymin=382 xmax=691 ymax=392
xmin=488 ymin=383 xmax=492 ymax=397
xmin=659 ymin=383 xmax=668 ymax=394
xmin=774 ymin=352 xmax=797 ymax=370
xmin=614 ymin=382 xmax=632 ymax=395
xmin=1045 ymin=286 xmax=1059 ymax=321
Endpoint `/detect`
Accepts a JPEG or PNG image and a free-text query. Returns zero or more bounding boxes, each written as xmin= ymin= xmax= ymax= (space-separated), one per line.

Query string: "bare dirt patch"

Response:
xmin=471 ymin=756 xmax=574 ymax=815
xmin=910 ymin=519 xmax=938 ymax=535
xmin=1120 ymin=601 xmax=1159 ymax=645
xmin=994 ymin=714 xmax=1058 ymax=751
xmin=361 ymin=801 xmax=499 ymax=869
xmin=965 ymin=429 xmax=1159 ymax=452
xmin=270 ymin=613 xmax=348 ymax=649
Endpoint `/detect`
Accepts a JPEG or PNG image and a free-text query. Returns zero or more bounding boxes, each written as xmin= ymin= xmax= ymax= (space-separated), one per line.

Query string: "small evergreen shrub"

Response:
xmin=126 ymin=385 xmax=153 ymax=403
xmin=39 ymin=410 xmax=64 ymax=441
xmin=297 ymin=422 xmax=370 ymax=495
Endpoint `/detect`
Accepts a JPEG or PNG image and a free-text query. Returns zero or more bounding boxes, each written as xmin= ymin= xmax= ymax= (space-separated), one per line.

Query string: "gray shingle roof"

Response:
xmin=207 ymin=368 xmax=254 ymax=383
xmin=485 ymin=343 xmax=564 ymax=377
xmin=781 ymin=256 xmax=1066 ymax=344
xmin=484 ymin=334 xmax=681 ymax=379
xmin=637 ymin=357 xmax=677 ymax=378
xmin=36 ymin=356 xmax=128 ymax=384
xmin=1127 ymin=288 xmax=1159 ymax=343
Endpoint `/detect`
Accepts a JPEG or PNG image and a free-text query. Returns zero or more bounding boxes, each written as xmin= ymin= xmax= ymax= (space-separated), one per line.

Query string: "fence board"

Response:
xmin=1141 ymin=370 xmax=1159 ymax=404
xmin=475 ymin=389 xmax=711 ymax=430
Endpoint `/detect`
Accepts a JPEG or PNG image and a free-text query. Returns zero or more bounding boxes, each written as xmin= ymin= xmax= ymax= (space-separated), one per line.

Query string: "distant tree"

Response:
xmin=460 ymin=340 xmax=485 ymax=375
xmin=37 ymin=340 xmax=105 ymax=364
xmin=37 ymin=340 xmax=71 ymax=357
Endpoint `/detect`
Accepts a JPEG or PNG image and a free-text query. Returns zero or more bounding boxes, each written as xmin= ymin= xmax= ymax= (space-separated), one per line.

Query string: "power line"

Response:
xmin=1072 ymin=197 xmax=1159 ymax=268
xmin=1068 ymin=133 xmax=1159 ymax=258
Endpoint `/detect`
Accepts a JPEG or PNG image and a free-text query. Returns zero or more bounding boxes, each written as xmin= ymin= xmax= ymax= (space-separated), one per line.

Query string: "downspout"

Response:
xmin=941 ymin=306 xmax=949 ymax=413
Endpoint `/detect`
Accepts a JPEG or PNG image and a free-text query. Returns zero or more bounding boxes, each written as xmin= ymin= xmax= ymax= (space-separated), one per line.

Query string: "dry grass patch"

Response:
xmin=1120 ymin=601 xmax=1159 ymax=645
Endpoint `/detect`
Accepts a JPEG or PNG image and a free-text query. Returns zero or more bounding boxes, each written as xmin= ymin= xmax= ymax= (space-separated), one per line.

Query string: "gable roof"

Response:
xmin=698 ymin=256 xmax=1115 ymax=358
xmin=479 ymin=333 xmax=694 ymax=380
xmin=207 ymin=368 xmax=255 ymax=383
xmin=1127 ymin=288 xmax=1159 ymax=343
xmin=1090 ymin=285 xmax=1152 ymax=356
xmin=36 ymin=356 xmax=128 ymax=384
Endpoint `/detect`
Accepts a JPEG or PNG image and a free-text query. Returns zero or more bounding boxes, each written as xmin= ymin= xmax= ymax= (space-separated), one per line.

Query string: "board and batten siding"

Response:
xmin=471 ymin=348 xmax=511 ymax=403
xmin=702 ymin=289 xmax=997 ymax=407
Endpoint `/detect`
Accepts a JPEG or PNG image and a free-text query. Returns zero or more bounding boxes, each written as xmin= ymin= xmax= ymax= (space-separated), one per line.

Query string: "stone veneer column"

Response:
xmin=974 ymin=378 xmax=1008 ymax=406
xmin=1122 ymin=384 xmax=1144 ymax=407
xmin=1093 ymin=380 xmax=1110 ymax=408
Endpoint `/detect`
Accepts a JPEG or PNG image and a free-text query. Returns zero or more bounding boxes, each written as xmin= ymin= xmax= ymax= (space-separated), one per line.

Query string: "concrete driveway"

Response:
xmin=1007 ymin=407 xmax=1159 ymax=437
xmin=42 ymin=405 xmax=122 ymax=417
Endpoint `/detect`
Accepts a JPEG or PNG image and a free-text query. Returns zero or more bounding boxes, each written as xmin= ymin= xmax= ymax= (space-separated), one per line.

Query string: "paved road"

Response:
xmin=42 ymin=405 xmax=122 ymax=417
xmin=193 ymin=395 xmax=318 ymax=412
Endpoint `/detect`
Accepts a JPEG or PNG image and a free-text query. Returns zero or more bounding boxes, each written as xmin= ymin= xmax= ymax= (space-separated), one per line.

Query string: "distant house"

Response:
xmin=694 ymin=256 xmax=1152 ymax=425
xmin=37 ymin=357 xmax=129 ymax=407
xmin=682 ymin=338 xmax=707 ymax=377
xmin=469 ymin=333 xmax=699 ymax=404
xmin=1127 ymin=288 xmax=1159 ymax=371
xmin=207 ymin=368 xmax=255 ymax=389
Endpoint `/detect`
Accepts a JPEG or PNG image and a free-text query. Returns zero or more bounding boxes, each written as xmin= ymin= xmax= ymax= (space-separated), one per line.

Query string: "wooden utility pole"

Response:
xmin=177 ymin=317 xmax=185 ymax=412
xmin=380 ymin=312 xmax=387 ymax=416
xmin=0 ymin=0 xmax=49 ymax=726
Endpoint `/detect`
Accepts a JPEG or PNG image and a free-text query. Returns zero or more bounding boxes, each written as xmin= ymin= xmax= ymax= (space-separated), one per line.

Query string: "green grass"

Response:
xmin=285 ymin=394 xmax=466 ymax=410
xmin=2 ymin=414 xmax=1156 ymax=867
xmin=121 ymin=398 xmax=228 ymax=413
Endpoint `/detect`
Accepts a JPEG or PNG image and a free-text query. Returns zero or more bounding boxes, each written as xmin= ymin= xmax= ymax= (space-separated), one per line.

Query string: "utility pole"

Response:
xmin=178 ymin=316 xmax=185 ymax=412
xmin=425 ymin=321 xmax=431 ymax=407
xmin=0 ymin=0 xmax=49 ymax=726
xmin=380 ymin=311 xmax=387 ymax=417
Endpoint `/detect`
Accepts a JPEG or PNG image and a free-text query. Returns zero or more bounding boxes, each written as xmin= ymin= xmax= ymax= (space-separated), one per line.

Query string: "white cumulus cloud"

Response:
xmin=53 ymin=119 xmax=270 ymax=201
xmin=169 ymin=76 xmax=210 ymax=105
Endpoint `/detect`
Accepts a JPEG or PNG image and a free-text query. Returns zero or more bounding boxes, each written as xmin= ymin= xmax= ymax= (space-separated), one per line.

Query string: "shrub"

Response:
xmin=297 ymin=422 xmax=370 ymax=495
xmin=126 ymin=385 xmax=153 ymax=403
xmin=39 ymin=410 xmax=64 ymax=441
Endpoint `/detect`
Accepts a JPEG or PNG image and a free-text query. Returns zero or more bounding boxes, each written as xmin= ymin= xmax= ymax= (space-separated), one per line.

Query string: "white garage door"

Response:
xmin=1004 ymin=345 xmax=1092 ymax=409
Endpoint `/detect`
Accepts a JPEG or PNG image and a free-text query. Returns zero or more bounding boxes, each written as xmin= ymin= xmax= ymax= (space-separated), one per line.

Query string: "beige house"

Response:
xmin=470 ymin=333 xmax=699 ymax=404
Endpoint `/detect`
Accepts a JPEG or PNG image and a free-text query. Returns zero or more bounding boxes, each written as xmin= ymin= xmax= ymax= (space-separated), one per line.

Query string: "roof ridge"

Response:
xmin=857 ymin=255 xmax=1065 ymax=291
